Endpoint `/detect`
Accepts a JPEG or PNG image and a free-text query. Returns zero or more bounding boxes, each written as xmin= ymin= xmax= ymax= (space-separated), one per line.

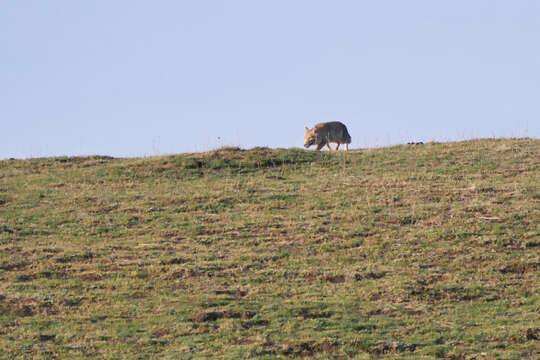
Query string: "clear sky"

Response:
xmin=2 ymin=1 xmax=539 ymax=159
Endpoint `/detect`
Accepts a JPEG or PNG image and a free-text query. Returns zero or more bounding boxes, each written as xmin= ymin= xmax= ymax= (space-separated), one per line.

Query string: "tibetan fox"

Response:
xmin=304 ymin=121 xmax=351 ymax=151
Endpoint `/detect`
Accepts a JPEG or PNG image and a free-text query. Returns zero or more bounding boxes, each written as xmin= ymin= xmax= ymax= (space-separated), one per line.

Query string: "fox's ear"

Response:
xmin=305 ymin=126 xmax=309 ymax=131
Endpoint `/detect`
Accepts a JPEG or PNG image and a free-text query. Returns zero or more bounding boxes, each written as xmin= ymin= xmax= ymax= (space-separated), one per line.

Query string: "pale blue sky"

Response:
xmin=2 ymin=1 xmax=539 ymax=158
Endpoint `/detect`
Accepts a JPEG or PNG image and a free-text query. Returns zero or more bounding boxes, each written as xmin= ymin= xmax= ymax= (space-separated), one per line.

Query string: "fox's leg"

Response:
xmin=315 ymin=143 xmax=324 ymax=151
xmin=335 ymin=143 xmax=340 ymax=151
xmin=326 ymin=143 xmax=332 ymax=151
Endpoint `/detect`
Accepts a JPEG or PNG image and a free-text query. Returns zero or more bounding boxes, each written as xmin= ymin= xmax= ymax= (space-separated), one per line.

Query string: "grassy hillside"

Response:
xmin=0 ymin=138 xmax=539 ymax=359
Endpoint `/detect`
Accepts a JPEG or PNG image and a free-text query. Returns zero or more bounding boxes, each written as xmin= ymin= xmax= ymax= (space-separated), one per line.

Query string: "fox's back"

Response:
xmin=313 ymin=122 xmax=351 ymax=144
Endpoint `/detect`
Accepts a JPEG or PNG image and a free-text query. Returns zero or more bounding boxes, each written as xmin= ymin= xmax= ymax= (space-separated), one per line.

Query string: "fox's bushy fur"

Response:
xmin=304 ymin=122 xmax=351 ymax=151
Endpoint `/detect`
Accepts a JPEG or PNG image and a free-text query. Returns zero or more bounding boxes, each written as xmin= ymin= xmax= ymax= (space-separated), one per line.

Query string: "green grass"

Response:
xmin=0 ymin=139 xmax=539 ymax=359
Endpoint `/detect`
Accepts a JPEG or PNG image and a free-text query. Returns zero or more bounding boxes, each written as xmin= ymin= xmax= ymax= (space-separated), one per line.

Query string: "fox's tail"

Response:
xmin=344 ymin=129 xmax=352 ymax=144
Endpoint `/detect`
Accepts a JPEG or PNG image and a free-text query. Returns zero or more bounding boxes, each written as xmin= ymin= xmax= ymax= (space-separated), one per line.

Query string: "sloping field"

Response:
xmin=0 ymin=138 xmax=538 ymax=359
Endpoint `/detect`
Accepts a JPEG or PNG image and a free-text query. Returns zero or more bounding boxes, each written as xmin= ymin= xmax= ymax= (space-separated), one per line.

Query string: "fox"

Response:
xmin=304 ymin=121 xmax=352 ymax=151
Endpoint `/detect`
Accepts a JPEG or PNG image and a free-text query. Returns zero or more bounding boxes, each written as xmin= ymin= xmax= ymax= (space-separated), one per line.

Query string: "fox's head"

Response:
xmin=304 ymin=127 xmax=318 ymax=148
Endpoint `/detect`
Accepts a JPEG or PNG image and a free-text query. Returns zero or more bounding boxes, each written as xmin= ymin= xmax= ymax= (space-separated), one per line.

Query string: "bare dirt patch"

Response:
xmin=4 ymin=297 xmax=58 ymax=316
xmin=191 ymin=310 xmax=255 ymax=322
xmin=370 ymin=341 xmax=416 ymax=355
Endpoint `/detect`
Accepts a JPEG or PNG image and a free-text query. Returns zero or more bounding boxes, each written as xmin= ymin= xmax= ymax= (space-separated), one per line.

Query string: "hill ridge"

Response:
xmin=0 ymin=138 xmax=538 ymax=358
